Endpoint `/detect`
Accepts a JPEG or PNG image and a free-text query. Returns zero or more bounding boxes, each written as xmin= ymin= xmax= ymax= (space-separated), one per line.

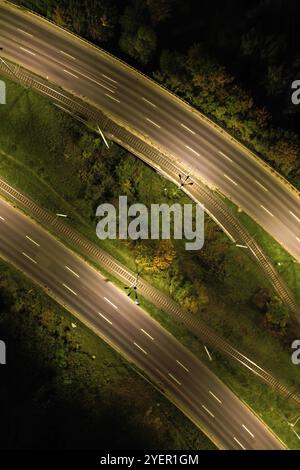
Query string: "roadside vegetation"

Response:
xmin=1 ymin=77 xmax=300 ymax=450
xmin=0 ymin=259 xmax=216 ymax=450
xmin=13 ymin=0 xmax=300 ymax=189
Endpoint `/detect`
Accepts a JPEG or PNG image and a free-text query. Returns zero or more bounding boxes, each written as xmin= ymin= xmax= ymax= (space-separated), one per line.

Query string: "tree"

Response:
xmin=252 ymin=288 xmax=271 ymax=312
xmin=135 ymin=240 xmax=175 ymax=272
xmin=268 ymin=137 xmax=298 ymax=170
xmin=152 ymin=240 xmax=176 ymax=271
xmin=266 ymin=298 xmax=289 ymax=329
xmin=146 ymin=0 xmax=173 ymax=25
xmin=52 ymin=5 xmax=71 ymax=28
xmin=119 ymin=5 xmax=140 ymax=33
xmin=135 ymin=243 xmax=155 ymax=271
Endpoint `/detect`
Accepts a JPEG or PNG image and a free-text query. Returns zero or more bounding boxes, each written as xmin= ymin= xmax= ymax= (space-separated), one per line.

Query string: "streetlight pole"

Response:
xmin=0 ymin=47 xmax=15 ymax=75
xmin=125 ymin=273 xmax=140 ymax=305
xmin=289 ymin=414 xmax=300 ymax=428
xmin=291 ymin=428 xmax=300 ymax=441
xmin=97 ymin=124 xmax=109 ymax=149
xmin=51 ymin=213 xmax=68 ymax=226
xmin=178 ymin=173 xmax=193 ymax=189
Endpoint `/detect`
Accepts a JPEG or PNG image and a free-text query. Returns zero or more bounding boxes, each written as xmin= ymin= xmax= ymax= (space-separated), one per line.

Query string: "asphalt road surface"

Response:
xmin=0 ymin=197 xmax=284 ymax=450
xmin=0 ymin=2 xmax=299 ymax=262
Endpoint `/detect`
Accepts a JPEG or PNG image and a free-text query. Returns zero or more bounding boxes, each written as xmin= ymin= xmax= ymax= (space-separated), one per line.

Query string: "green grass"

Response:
xmin=1 ymin=75 xmax=300 ymax=449
xmin=225 ymin=197 xmax=300 ymax=305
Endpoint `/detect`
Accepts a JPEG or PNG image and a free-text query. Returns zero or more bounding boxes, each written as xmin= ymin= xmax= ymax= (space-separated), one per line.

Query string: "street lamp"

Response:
xmin=289 ymin=414 xmax=300 ymax=428
xmin=125 ymin=273 xmax=140 ymax=305
xmin=97 ymin=124 xmax=109 ymax=149
xmin=179 ymin=173 xmax=193 ymax=188
xmin=0 ymin=47 xmax=14 ymax=75
xmin=51 ymin=213 xmax=68 ymax=226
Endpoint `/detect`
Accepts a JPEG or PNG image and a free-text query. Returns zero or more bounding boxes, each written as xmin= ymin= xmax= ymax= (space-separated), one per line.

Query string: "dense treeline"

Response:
xmin=154 ymin=45 xmax=299 ymax=181
xmin=12 ymin=0 xmax=300 ymax=187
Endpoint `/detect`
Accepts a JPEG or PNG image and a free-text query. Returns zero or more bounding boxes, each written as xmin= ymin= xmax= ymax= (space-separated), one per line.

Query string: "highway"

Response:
xmin=0 ymin=1 xmax=293 ymax=451
xmin=0 ymin=196 xmax=284 ymax=450
xmin=0 ymin=1 xmax=299 ymax=261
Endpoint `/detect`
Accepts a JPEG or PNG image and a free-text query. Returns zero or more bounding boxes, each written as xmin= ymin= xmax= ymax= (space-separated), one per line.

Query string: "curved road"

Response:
xmin=0 ymin=1 xmax=299 ymax=261
xmin=0 ymin=197 xmax=284 ymax=450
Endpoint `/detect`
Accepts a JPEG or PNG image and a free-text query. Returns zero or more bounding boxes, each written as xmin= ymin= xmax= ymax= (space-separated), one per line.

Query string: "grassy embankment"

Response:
xmin=0 ymin=76 xmax=300 ymax=448
xmin=0 ymin=259 xmax=215 ymax=449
